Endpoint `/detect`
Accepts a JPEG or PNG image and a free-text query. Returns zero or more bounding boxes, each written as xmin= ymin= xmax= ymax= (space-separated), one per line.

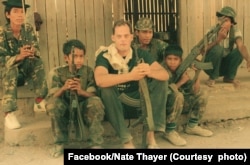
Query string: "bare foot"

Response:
xmin=147 ymin=131 xmax=159 ymax=148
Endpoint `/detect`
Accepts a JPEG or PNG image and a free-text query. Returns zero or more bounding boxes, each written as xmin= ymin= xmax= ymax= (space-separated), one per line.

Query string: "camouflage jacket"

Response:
xmin=132 ymin=37 xmax=168 ymax=63
xmin=47 ymin=65 xmax=97 ymax=101
xmin=162 ymin=63 xmax=193 ymax=95
xmin=0 ymin=23 xmax=40 ymax=69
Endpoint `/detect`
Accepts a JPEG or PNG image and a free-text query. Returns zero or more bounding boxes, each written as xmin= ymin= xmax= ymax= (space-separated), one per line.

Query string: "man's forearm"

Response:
xmin=239 ymin=45 xmax=250 ymax=62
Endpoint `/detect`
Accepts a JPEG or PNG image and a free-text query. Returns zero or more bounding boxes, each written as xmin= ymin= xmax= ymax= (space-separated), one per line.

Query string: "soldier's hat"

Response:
xmin=216 ymin=6 xmax=237 ymax=25
xmin=2 ymin=0 xmax=30 ymax=8
xmin=135 ymin=17 xmax=154 ymax=30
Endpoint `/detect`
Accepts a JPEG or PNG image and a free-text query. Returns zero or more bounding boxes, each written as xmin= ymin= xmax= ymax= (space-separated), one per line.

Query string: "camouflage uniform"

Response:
xmin=46 ymin=65 xmax=105 ymax=147
xmin=164 ymin=66 xmax=208 ymax=126
xmin=132 ymin=17 xmax=168 ymax=63
xmin=0 ymin=23 xmax=48 ymax=113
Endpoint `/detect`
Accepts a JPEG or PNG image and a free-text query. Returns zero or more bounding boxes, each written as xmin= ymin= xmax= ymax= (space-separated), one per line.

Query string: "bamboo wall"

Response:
xmin=0 ymin=0 xmax=250 ymax=74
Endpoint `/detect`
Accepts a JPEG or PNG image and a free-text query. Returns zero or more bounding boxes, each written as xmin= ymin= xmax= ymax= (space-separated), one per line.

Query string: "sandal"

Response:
xmin=205 ymin=79 xmax=215 ymax=87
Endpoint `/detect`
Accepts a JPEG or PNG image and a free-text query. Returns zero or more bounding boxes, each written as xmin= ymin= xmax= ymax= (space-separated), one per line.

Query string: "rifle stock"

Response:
xmin=131 ymin=44 xmax=154 ymax=146
xmin=68 ymin=46 xmax=88 ymax=141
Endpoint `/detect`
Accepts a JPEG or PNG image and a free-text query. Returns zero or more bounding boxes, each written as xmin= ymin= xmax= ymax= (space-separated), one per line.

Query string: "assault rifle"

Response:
xmin=20 ymin=23 xmax=40 ymax=60
xmin=68 ymin=46 xmax=88 ymax=141
xmin=20 ymin=1 xmax=38 ymax=59
xmin=173 ymin=22 xmax=223 ymax=83
xmin=131 ymin=43 xmax=154 ymax=148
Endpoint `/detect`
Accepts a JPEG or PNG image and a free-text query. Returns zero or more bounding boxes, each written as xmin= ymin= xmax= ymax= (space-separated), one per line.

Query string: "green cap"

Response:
xmin=216 ymin=6 xmax=237 ymax=24
xmin=135 ymin=17 xmax=154 ymax=30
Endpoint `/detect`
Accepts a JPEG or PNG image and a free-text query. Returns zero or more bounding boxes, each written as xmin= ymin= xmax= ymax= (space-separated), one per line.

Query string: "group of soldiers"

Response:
xmin=1 ymin=0 xmax=250 ymax=158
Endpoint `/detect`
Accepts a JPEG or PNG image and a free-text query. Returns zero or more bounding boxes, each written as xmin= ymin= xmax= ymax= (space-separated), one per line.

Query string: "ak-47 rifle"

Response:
xmin=131 ymin=43 xmax=154 ymax=148
xmin=173 ymin=22 xmax=224 ymax=83
xmin=21 ymin=0 xmax=39 ymax=59
xmin=68 ymin=46 xmax=88 ymax=141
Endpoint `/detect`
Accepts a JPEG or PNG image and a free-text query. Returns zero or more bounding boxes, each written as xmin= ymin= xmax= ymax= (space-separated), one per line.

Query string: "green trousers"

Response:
xmin=99 ymin=79 xmax=168 ymax=144
xmin=204 ymin=45 xmax=243 ymax=80
xmin=1 ymin=58 xmax=48 ymax=113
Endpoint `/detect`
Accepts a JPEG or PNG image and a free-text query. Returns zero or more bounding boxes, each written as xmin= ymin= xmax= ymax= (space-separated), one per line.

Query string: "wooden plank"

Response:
xmin=84 ymin=0 xmax=96 ymax=68
xmin=202 ymin=0 xmax=216 ymax=30
xmin=113 ymin=0 xmax=124 ymax=21
xmin=25 ymin=0 xmax=35 ymax=27
xmin=236 ymin=0 xmax=244 ymax=38
xmin=45 ymin=0 xmax=60 ymax=71
xmin=65 ymin=0 xmax=77 ymax=40
xmin=243 ymin=0 xmax=250 ymax=56
xmin=186 ymin=0 xmax=200 ymax=53
xmin=35 ymin=0 xmax=49 ymax=74
xmin=222 ymin=0 xmax=236 ymax=7
xmin=178 ymin=0 xmax=188 ymax=59
xmin=94 ymin=0 xmax=105 ymax=52
xmin=103 ymin=0 xmax=113 ymax=45
xmin=0 ymin=3 xmax=4 ymax=25
xmin=194 ymin=0 xmax=203 ymax=45
xmin=55 ymin=0 xmax=67 ymax=65
xmin=209 ymin=0 xmax=217 ymax=26
xmin=75 ymin=0 xmax=87 ymax=46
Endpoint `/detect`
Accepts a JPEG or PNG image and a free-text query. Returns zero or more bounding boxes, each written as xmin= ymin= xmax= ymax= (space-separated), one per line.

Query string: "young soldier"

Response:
xmin=46 ymin=39 xmax=105 ymax=157
xmin=132 ymin=17 xmax=168 ymax=63
xmin=162 ymin=45 xmax=213 ymax=146
xmin=0 ymin=0 xmax=48 ymax=129
xmin=95 ymin=19 xmax=169 ymax=148
xmin=204 ymin=6 xmax=250 ymax=87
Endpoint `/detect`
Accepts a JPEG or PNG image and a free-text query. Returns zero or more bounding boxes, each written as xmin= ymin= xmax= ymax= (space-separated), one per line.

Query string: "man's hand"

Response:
xmin=17 ymin=45 xmax=36 ymax=61
xmin=64 ymin=78 xmax=83 ymax=95
xmin=130 ymin=63 xmax=150 ymax=80
xmin=216 ymin=27 xmax=228 ymax=43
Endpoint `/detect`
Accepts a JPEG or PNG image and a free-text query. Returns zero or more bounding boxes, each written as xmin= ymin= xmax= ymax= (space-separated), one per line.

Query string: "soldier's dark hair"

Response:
xmin=164 ymin=44 xmax=183 ymax=59
xmin=63 ymin=39 xmax=86 ymax=56
xmin=4 ymin=6 xmax=27 ymax=23
xmin=112 ymin=19 xmax=133 ymax=34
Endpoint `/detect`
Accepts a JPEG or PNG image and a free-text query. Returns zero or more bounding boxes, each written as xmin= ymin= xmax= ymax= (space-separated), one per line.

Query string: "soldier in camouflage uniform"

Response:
xmin=132 ymin=17 xmax=168 ymax=63
xmin=204 ymin=6 xmax=250 ymax=87
xmin=46 ymin=39 xmax=105 ymax=158
xmin=0 ymin=0 xmax=48 ymax=130
xmin=162 ymin=45 xmax=213 ymax=146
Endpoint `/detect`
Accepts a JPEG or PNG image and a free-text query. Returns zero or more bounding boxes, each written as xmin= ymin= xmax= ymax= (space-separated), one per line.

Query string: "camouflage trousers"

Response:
xmin=166 ymin=89 xmax=208 ymax=124
xmin=46 ymin=96 xmax=105 ymax=146
xmin=1 ymin=58 xmax=48 ymax=113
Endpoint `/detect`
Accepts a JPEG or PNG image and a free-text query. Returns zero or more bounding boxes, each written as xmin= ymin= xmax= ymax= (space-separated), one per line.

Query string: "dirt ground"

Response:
xmin=1 ymin=117 xmax=250 ymax=165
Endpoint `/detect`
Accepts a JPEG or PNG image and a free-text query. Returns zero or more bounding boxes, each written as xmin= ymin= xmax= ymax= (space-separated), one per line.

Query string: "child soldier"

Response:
xmin=46 ymin=39 xmax=105 ymax=157
xmin=162 ymin=44 xmax=213 ymax=146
